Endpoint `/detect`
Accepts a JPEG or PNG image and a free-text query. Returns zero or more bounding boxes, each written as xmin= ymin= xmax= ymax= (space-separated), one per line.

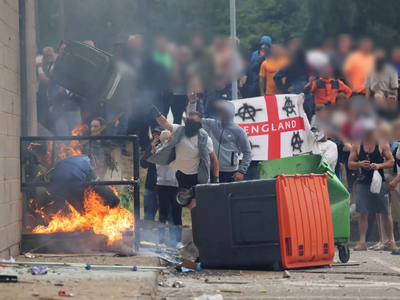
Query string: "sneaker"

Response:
xmin=353 ymin=242 xmax=368 ymax=251
xmin=373 ymin=243 xmax=388 ymax=251
xmin=386 ymin=241 xmax=399 ymax=252
xmin=392 ymin=249 xmax=400 ymax=255
xmin=176 ymin=242 xmax=184 ymax=250
xmin=369 ymin=242 xmax=383 ymax=250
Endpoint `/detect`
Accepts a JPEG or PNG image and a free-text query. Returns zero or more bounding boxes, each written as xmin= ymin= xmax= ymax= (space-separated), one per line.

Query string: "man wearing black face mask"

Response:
xmin=147 ymin=105 xmax=220 ymax=189
xmin=365 ymin=49 xmax=398 ymax=99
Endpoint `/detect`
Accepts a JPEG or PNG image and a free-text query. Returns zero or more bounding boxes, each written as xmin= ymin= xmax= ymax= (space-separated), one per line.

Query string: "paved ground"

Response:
xmin=157 ymin=250 xmax=400 ymax=299
xmin=0 ymin=256 xmax=159 ymax=300
xmin=1 ymin=249 xmax=400 ymax=299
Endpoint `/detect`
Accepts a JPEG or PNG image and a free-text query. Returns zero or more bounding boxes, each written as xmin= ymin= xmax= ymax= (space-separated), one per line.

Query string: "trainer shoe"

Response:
xmin=373 ymin=243 xmax=388 ymax=251
xmin=353 ymin=242 xmax=368 ymax=251
xmin=386 ymin=241 xmax=399 ymax=252
xmin=369 ymin=242 xmax=382 ymax=250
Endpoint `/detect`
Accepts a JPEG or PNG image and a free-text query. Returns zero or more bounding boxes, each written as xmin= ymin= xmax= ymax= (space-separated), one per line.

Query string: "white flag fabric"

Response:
xmin=233 ymin=94 xmax=311 ymax=161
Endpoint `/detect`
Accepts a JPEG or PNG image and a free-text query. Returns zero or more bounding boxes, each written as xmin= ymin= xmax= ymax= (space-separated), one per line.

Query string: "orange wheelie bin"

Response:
xmin=276 ymin=174 xmax=335 ymax=269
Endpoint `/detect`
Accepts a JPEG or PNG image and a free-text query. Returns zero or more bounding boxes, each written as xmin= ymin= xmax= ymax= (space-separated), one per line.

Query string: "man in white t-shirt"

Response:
xmin=147 ymin=105 xmax=219 ymax=189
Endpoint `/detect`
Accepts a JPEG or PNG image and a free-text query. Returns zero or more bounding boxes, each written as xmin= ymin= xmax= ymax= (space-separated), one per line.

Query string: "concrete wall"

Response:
xmin=0 ymin=0 xmax=36 ymax=259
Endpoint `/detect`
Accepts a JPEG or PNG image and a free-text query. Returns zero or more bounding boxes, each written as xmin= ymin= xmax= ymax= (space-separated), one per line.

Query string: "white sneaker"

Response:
xmin=369 ymin=242 xmax=382 ymax=250
xmin=176 ymin=242 xmax=184 ymax=250
xmin=350 ymin=204 xmax=356 ymax=215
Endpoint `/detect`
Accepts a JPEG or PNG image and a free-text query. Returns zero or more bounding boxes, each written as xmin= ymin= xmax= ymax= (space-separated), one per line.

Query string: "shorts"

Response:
xmin=356 ymin=182 xmax=390 ymax=214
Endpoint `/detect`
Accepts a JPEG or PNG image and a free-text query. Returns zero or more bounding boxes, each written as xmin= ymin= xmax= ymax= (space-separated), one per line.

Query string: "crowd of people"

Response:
xmin=35 ymin=33 xmax=400 ymax=252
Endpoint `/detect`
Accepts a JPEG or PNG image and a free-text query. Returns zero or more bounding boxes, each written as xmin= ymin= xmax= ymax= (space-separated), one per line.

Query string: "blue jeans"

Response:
xmin=144 ymin=189 xmax=158 ymax=221
xmin=143 ymin=188 xmax=173 ymax=223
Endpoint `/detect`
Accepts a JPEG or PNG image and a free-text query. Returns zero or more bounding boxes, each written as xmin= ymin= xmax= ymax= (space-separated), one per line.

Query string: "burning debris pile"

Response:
xmin=32 ymin=188 xmax=134 ymax=246
xmin=24 ymin=123 xmax=134 ymax=249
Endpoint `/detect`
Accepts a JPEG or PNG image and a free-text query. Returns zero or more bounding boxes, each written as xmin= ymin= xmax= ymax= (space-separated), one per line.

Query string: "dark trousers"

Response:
xmin=157 ymin=185 xmax=181 ymax=244
xmin=211 ymin=171 xmax=236 ymax=183
xmin=176 ymin=171 xmax=199 ymax=189
xmin=171 ymin=95 xmax=188 ymax=124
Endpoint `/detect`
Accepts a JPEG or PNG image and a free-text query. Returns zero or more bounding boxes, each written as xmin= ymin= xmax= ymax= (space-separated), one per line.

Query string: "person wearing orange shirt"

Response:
xmin=259 ymin=44 xmax=288 ymax=95
xmin=304 ymin=64 xmax=353 ymax=106
xmin=343 ymin=38 xmax=374 ymax=94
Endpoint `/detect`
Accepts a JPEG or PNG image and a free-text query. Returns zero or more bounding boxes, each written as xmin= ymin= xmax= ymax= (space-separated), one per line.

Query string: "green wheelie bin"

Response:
xmin=258 ymin=154 xmax=351 ymax=263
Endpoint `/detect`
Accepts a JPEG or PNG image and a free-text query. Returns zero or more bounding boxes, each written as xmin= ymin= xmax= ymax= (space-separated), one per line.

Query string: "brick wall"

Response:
xmin=0 ymin=0 xmax=36 ymax=259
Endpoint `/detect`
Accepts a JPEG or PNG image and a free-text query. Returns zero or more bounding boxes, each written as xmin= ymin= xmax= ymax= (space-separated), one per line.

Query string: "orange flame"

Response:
xmin=29 ymin=124 xmax=88 ymax=167
xmin=32 ymin=188 xmax=134 ymax=246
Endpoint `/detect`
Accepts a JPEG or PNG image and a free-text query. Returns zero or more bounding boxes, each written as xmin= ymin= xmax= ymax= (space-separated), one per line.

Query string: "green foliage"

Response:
xmin=37 ymin=0 xmax=400 ymax=53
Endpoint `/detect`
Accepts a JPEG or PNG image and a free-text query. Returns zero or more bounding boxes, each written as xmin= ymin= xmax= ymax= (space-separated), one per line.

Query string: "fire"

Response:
xmin=33 ymin=188 xmax=134 ymax=246
xmin=109 ymin=185 xmax=119 ymax=196
xmin=28 ymin=123 xmax=88 ymax=167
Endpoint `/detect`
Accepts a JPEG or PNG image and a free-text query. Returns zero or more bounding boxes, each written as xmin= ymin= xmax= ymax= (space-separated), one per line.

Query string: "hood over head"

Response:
xmin=212 ymin=100 xmax=235 ymax=123
xmin=260 ymin=36 xmax=272 ymax=47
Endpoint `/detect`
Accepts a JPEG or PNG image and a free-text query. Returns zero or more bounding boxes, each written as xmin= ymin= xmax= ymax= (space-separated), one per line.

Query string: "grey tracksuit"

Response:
xmin=188 ymin=101 xmax=252 ymax=174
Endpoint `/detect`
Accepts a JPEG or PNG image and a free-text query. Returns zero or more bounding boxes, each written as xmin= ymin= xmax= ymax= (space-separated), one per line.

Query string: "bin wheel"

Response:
xmin=338 ymin=244 xmax=350 ymax=263
xmin=175 ymin=188 xmax=193 ymax=207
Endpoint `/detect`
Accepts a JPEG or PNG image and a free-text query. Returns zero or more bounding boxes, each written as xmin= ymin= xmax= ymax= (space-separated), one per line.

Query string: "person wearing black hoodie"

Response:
xmin=204 ymin=73 xmax=235 ymax=118
xmin=274 ymin=45 xmax=315 ymax=120
xmin=140 ymin=126 xmax=163 ymax=221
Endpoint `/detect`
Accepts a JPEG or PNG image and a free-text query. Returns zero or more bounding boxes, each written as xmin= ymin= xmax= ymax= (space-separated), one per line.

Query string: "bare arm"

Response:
xmin=374 ymin=143 xmax=395 ymax=170
xmin=344 ymin=73 xmax=356 ymax=92
xmin=365 ymin=89 xmax=371 ymax=98
xmin=348 ymin=144 xmax=360 ymax=170
xmin=259 ymin=76 xmax=266 ymax=96
xmin=209 ymin=151 xmax=219 ymax=178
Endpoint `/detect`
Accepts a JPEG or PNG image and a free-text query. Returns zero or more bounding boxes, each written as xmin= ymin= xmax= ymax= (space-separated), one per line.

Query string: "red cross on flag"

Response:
xmin=233 ymin=94 xmax=310 ymax=161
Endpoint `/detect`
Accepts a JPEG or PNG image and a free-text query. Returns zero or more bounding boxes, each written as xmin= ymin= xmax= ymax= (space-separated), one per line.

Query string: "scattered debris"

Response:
xmin=172 ymin=281 xmax=185 ymax=288
xmin=25 ymin=253 xmax=36 ymax=259
xmin=291 ymin=269 xmax=400 ymax=277
xmin=205 ymin=279 xmax=248 ymax=284
xmin=283 ymin=270 xmax=291 ymax=278
xmin=194 ymin=294 xmax=223 ymax=300
xmin=54 ymin=283 xmax=64 ymax=286
xmin=177 ymin=242 xmax=200 ymax=261
xmin=259 ymin=290 xmax=267 ymax=293
xmin=217 ymin=289 xmax=242 ymax=293
xmin=181 ymin=267 xmax=195 ymax=273
xmin=58 ymin=291 xmax=74 ymax=297
xmin=31 ymin=266 xmax=48 ymax=275
xmin=182 ymin=258 xmax=200 ymax=271
xmin=332 ymin=263 xmax=360 ymax=267
xmin=0 ymin=275 xmax=18 ymax=283
xmin=0 ymin=257 xmax=15 ymax=263
xmin=344 ymin=277 xmax=365 ymax=280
